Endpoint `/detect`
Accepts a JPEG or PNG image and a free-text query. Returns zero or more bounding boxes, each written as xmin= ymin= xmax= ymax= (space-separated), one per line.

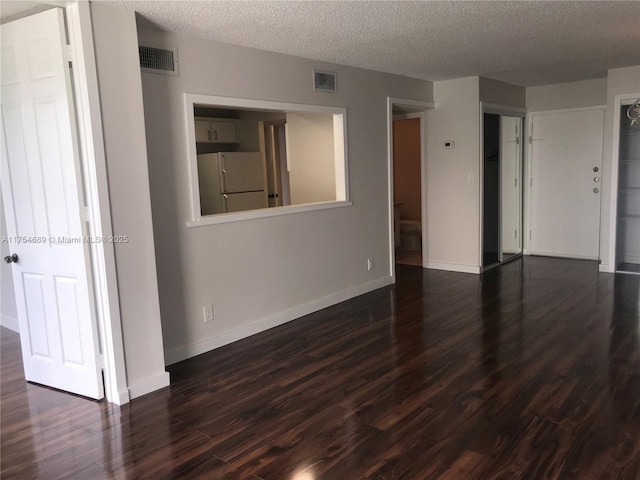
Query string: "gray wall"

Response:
xmin=526 ymin=78 xmax=607 ymax=111
xmin=425 ymin=77 xmax=482 ymax=272
xmin=136 ymin=26 xmax=433 ymax=363
xmin=480 ymin=77 xmax=526 ymax=108
xmin=91 ymin=4 xmax=169 ymax=397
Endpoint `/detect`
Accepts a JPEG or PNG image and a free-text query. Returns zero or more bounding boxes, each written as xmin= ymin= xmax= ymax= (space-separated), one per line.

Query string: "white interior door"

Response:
xmin=501 ymin=116 xmax=521 ymax=255
xmin=0 ymin=9 xmax=104 ymax=399
xmin=530 ymin=108 xmax=604 ymax=260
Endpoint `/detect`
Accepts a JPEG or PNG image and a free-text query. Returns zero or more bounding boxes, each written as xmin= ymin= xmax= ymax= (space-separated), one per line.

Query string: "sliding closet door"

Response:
xmin=483 ymin=113 xmax=501 ymax=266
xmin=616 ymin=106 xmax=640 ymax=273
xmin=501 ymin=116 xmax=522 ymax=261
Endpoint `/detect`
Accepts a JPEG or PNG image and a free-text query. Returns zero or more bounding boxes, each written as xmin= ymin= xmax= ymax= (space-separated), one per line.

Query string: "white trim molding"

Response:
xmin=183 ymin=93 xmax=350 ymax=225
xmin=386 ymin=97 xmax=434 ymax=280
xmin=128 ymin=372 xmax=171 ymax=400
xmin=1 ymin=314 xmax=19 ymax=333
xmin=425 ymin=262 xmax=482 ymax=274
xmin=66 ymin=1 xmax=129 ymax=405
xmin=186 ymin=200 xmax=352 ymax=227
xmin=482 ymin=102 xmax=527 ymax=116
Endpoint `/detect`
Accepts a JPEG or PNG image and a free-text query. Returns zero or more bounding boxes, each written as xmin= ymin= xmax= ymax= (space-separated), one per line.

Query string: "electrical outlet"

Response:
xmin=203 ymin=304 xmax=214 ymax=323
xmin=367 ymin=257 xmax=374 ymax=271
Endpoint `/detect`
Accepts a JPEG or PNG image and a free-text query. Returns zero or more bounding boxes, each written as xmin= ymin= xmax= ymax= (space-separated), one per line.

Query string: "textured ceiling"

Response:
xmin=4 ymin=1 xmax=640 ymax=86
xmin=0 ymin=1 xmax=51 ymax=23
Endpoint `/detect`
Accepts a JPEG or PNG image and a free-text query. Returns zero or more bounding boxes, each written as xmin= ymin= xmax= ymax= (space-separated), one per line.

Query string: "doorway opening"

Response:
xmin=261 ymin=120 xmax=291 ymax=208
xmin=387 ymin=97 xmax=434 ymax=277
xmin=393 ymin=115 xmax=423 ymax=267
xmin=481 ymin=109 xmax=524 ymax=271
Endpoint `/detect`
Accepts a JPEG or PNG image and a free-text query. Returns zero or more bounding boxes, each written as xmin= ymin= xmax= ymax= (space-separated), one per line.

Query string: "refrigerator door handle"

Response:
xmin=221 ymin=168 xmax=228 ymax=192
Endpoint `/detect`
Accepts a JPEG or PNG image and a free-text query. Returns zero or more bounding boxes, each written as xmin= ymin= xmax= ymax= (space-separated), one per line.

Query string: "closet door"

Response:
xmin=482 ymin=113 xmax=500 ymax=266
xmin=616 ymin=105 xmax=640 ymax=272
xmin=501 ymin=116 xmax=522 ymax=260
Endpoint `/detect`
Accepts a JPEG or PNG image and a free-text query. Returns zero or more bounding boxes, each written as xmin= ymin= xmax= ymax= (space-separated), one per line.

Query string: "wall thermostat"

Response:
xmin=444 ymin=140 xmax=455 ymax=149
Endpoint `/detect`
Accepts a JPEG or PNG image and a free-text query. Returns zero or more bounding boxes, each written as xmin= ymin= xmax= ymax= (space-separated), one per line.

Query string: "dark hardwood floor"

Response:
xmin=2 ymin=256 xmax=640 ymax=479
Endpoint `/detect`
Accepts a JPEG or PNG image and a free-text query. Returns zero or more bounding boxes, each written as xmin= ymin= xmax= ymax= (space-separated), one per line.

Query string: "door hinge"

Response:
xmin=516 ymin=136 xmax=520 ymax=145
xmin=66 ymin=44 xmax=73 ymax=63
xmin=528 ymin=135 xmax=533 ymax=144
xmin=99 ymin=354 xmax=105 ymax=370
xmin=81 ymin=206 xmax=91 ymax=223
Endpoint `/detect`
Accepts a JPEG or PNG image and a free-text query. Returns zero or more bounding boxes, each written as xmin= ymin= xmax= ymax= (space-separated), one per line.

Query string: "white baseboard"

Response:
xmin=527 ymin=251 xmax=598 ymax=261
xmin=113 ymin=388 xmax=131 ymax=405
xmin=128 ymin=371 xmax=170 ymax=399
xmin=425 ymin=262 xmax=481 ymax=274
xmin=164 ymin=275 xmax=394 ymax=366
xmin=1 ymin=314 xmax=19 ymax=333
xmin=599 ymin=264 xmax=615 ymax=273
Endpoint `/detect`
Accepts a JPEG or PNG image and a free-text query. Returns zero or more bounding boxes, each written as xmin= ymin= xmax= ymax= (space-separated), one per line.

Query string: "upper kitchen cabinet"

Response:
xmin=195 ymin=117 xmax=240 ymax=143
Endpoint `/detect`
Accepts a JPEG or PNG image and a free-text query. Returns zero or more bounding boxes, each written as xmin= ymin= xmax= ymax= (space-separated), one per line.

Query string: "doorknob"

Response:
xmin=593 ymin=167 xmax=599 ymax=172
xmin=4 ymin=254 xmax=18 ymax=264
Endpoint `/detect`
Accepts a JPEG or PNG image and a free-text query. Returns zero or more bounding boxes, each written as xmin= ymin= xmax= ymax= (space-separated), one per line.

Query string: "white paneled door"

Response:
xmin=501 ymin=116 xmax=522 ymax=257
xmin=529 ymin=108 xmax=604 ymax=260
xmin=0 ymin=9 xmax=104 ymax=398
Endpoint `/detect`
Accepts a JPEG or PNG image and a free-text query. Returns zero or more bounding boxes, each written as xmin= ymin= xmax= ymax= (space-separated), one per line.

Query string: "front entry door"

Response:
xmin=1 ymin=9 xmax=104 ymax=399
xmin=529 ymin=108 xmax=604 ymax=260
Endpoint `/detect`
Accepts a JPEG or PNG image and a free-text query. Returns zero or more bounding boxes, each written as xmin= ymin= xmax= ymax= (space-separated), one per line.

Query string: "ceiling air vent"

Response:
xmin=139 ymin=45 xmax=179 ymax=75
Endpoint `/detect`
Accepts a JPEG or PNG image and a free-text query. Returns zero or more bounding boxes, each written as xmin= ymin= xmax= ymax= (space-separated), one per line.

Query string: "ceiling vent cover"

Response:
xmin=139 ymin=45 xmax=179 ymax=75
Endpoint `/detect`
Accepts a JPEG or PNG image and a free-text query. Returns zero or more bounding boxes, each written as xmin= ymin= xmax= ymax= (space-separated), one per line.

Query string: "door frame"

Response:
xmin=524 ymin=106 xmax=606 ymax=259
xmin=386 ymin=97 xmax=434 ymax=280
xmin=65 ymin=1 xmax=129 ymax=404
xmin=603 ymin=93 xmax=640 ymax=272
xmin=479 ymin=103 xmax=526 ymax=270
xmin=259 ymin=119 xmax=289 ymax=208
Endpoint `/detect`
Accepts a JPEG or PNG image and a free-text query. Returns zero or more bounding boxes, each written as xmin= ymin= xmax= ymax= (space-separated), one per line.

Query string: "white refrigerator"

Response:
xmin=197 ymin=152 xmax=267 ymax=214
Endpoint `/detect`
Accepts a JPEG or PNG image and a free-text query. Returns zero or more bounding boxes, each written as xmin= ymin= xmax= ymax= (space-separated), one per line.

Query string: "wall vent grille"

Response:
xmin=139 ymin=45 xmax=179 ymax=75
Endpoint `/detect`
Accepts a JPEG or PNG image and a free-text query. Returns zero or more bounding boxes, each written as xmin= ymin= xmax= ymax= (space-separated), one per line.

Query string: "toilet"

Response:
xmin=399 ymin=220 xmax=422 ymax=252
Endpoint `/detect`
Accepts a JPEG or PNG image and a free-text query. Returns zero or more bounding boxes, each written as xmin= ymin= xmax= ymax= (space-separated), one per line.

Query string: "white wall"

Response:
xmin=480 ymin=77 xmax=526 ymax=108
xmin=600 ymin=66 xmax=640 ymax=271
xmin=0 ymin=199 xmax=18 ymax=332
xmin=136 ymin=26 xmax=433 ymax=364
xmin=286 ymin=112 xmax=336 ymax=204
xmin=526 ymin=78 xmax=607 ymax=112
xmin=425 ymin=77 xmax=482 ymax=273
xmin=90 ymin=4 xmax=169 ymax=397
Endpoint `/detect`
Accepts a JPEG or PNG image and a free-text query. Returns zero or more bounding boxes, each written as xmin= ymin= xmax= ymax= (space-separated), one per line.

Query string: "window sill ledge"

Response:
xmin=186 ymin=200 xmax=352 ymax=227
